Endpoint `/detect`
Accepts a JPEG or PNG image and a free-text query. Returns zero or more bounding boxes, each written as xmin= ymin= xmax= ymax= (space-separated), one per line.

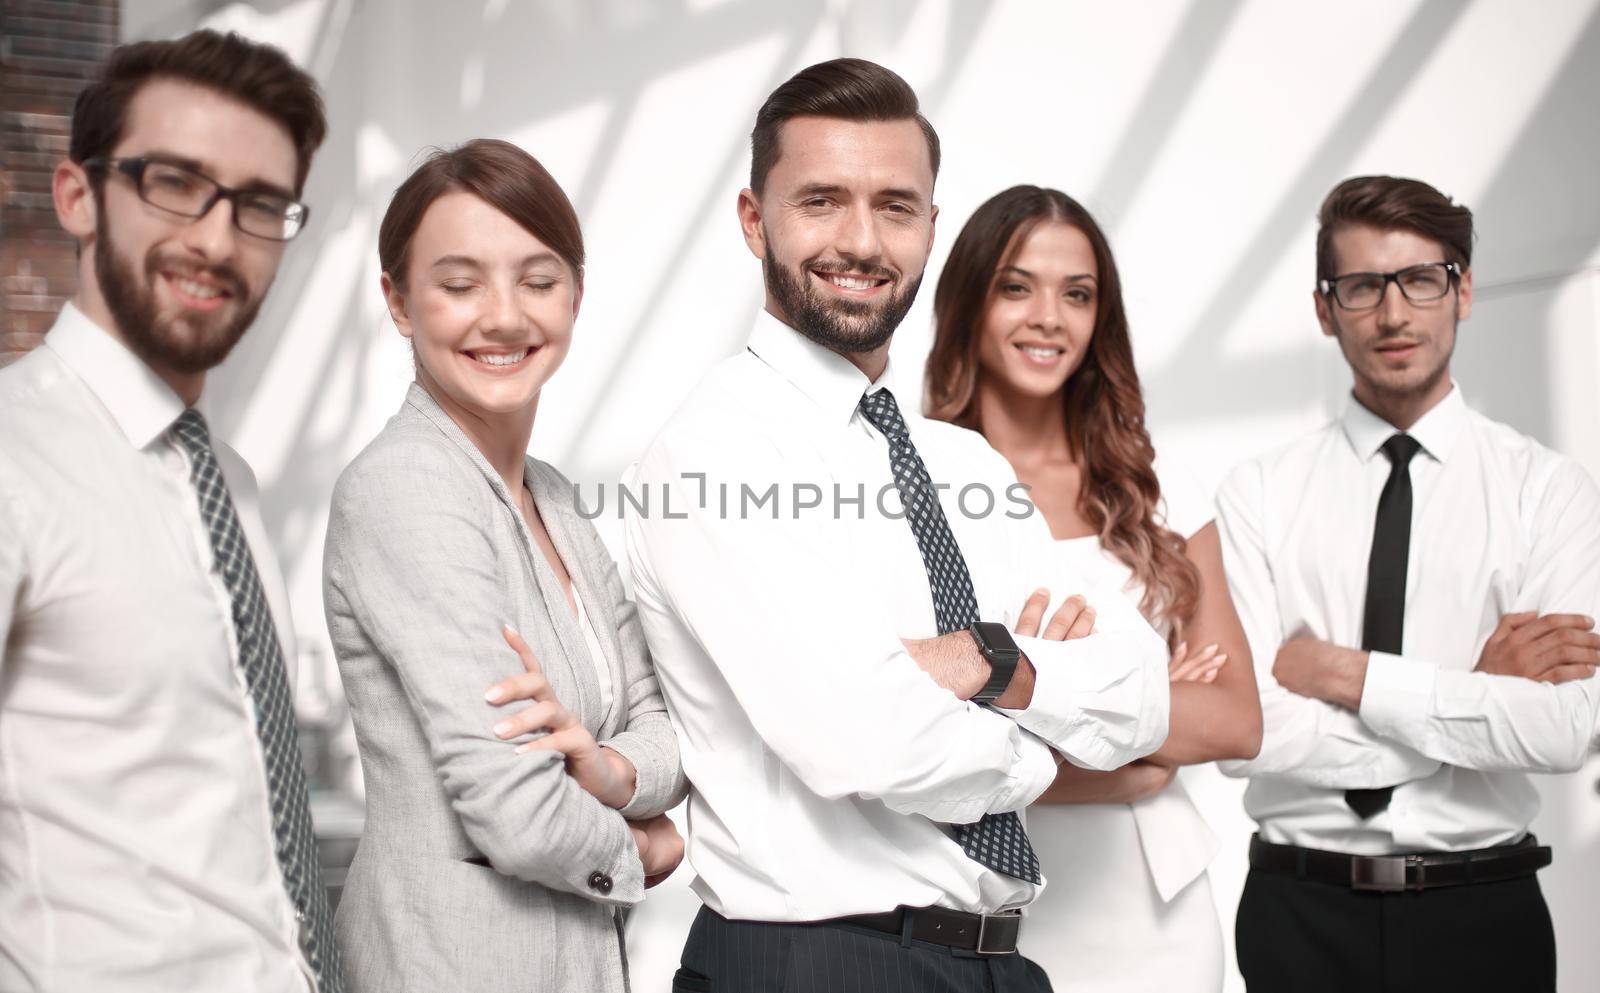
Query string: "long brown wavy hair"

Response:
xmin=925 ymin=185 xmax=1199 ymax=634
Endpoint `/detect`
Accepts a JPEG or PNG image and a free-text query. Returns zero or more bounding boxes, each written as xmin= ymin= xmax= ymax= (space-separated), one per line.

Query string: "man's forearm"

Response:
xmin=1274 ymin=636 xmax=1369 ymax=710
xmin=901 ymin=630 xmax=1034 ymax=707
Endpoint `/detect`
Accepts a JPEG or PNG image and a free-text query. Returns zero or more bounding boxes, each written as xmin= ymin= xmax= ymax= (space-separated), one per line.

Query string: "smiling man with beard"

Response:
xmin=624 ymin=59 xmax=1171 ymax=992
xmin=0 ymin=30 xmax=339 ymax=993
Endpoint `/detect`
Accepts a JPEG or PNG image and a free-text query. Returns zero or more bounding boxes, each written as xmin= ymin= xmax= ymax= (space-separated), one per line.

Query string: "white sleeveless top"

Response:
xmin=1038 ymin=462 xmax=1220 ymax=902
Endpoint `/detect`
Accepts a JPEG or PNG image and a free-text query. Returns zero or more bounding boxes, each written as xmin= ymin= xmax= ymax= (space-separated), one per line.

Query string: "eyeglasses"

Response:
xmin=1319 ymin=261 xmax=1460 ymax=311
xmin=84 ymin=156 xmax=310 ymax=242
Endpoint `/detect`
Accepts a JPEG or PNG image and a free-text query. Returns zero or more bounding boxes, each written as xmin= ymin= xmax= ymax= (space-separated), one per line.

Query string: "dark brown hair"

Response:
xmin=1315 ymin=175 xmax=1474 ymax=282
xmin=749 ymin=57 xmax=940 ymax=196
xmin=926 ymin=186 xmax=1199 ymax=633
xmin=378 ymin=139 xmax=584 ymax=290
xmin=70 ymin=29 xmax=326 ymax=193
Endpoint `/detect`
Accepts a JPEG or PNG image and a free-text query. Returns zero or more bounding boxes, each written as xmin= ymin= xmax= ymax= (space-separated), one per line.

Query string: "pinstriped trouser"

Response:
xmin=672 ymin=906 xmax=1056 ymax=993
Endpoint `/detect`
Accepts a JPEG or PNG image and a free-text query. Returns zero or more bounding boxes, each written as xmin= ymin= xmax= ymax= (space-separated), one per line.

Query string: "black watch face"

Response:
xmin=973 ymin=621 xmax=1017 ymax=655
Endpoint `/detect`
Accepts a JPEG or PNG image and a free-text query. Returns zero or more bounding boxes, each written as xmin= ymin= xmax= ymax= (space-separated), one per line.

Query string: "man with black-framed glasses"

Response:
xmin=0 ymin=30 xmax=339 ymax=993
xmin=1214 ymin=174 xmax=1600 ymax=992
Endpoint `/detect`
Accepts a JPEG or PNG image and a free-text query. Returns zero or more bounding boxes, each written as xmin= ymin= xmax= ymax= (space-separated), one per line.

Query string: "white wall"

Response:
xmin=120 ymin=2 xmax=1600 ymax=990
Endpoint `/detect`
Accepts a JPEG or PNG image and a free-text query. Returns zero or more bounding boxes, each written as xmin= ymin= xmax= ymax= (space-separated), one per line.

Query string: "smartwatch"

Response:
xmin=968 ymin=621 xmax=1022 ymax=704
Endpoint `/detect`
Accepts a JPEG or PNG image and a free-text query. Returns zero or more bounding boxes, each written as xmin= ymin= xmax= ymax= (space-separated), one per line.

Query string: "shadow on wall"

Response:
xmin=201 ymin=0 xmax=1002 ymax=594
xmin=1457 ymin=3 xmax=1600 ymax=439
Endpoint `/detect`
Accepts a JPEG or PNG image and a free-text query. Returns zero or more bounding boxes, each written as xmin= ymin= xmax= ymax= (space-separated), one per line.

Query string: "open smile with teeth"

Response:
xmin=814 ymin=270 xmax=890 ymax=292
xmin=1016 ymin=343 xmax=1065 ymax=362
xmin=163 ymin=271 xmax=231 ymax=306
xmin=466 ymin=348 xmax=532 ymax=367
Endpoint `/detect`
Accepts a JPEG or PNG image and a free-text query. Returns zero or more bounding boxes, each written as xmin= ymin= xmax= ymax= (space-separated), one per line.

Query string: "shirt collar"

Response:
xmin=1340 ymin=382 xmax=1466 ymax=464
xmin=44 ymin=302 xmax=186 ymax=449
xmin=744 ymin=308 xmax=899 ymax=425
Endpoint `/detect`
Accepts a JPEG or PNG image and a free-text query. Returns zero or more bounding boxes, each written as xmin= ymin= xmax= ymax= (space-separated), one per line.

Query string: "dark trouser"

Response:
xmin=673 ymin=906 xmax=1055 ymax=993
xmin=1236 ymin=867 xmax=1556 ymax=993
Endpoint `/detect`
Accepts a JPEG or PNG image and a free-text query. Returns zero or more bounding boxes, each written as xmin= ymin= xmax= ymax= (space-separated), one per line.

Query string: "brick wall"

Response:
xmin=1 ymin=0 xmax=120 ymax=366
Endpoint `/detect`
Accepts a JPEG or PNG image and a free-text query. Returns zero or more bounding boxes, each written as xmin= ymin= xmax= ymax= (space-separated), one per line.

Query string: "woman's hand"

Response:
xmin=1168 ymin=640 xmax=1227 ymax=683
xmin=628 ymin=813 xmax=685 ymax=888
xmin=1037 ymin=758 xmax=1177 ymax=806
xmin=486 ymin=625 xmax=637 ymax=810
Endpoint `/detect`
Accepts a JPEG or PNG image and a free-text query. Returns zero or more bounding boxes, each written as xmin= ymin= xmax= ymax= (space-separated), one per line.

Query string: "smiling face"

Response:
xmin=1315 ymin=223 xmax=1471 ymax=423
xmin=976 ymin=221 xmax=1098 ymax=401
xmin=737 ymin=115 xmax=936 ymax=363
xmin=384 ymin=190 xmax=580 ymax=422
xmin=66 ymin=78 xmax=299 ymax=385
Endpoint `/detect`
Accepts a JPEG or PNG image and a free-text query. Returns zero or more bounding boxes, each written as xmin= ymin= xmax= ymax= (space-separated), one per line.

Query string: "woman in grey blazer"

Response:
xmin=323 ymin=139 xmax=686 ymax=993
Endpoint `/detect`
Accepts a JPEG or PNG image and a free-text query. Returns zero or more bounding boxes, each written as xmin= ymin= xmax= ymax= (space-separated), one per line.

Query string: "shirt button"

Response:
xmin=588 ymin=871 xmax=613 ymax=894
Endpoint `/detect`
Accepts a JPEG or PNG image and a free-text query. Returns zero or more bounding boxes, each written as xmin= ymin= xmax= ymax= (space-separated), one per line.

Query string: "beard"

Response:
xmin=94 ymin=201 xmax=262 ymax=376
xmin=762 ymin=240 xmax=922 ymax=356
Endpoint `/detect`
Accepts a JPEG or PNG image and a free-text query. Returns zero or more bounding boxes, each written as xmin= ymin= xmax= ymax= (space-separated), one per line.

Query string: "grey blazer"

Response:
xmin=323 ymin=384 xmax=686 ymax=993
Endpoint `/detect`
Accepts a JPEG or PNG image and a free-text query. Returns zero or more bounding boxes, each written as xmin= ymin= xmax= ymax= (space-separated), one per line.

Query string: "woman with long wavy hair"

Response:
xmin=926 ymin=186 xmax=1262 ymax=991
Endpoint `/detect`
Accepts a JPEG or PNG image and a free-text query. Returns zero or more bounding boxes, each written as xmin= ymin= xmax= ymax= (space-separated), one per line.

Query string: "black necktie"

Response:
xmin=857 ymin=388 xmax=1041 ymax=884
xmin=1345 ymin=432 xmax=1422 ymax=820
xmin=171 ymin=409 xmax=343 ymax=990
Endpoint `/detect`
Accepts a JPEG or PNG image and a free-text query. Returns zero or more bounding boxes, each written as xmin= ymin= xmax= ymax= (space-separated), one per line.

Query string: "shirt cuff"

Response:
xmin=1358 ymin=651 xmax=1437 ymax=743
xmin=995 ymin=651 xmax=1126 ymax=770
xmin=1010 ymin=730 xmax=1059 ymax=812
xmin=996 ymin=647 xmax=1075 ymax=744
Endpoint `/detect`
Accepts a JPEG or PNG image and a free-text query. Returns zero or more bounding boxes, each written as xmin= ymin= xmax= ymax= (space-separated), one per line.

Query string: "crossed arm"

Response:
xmin=328 ymin=441 xmax=684 ymax=900
xmin=1216 ymin=458 xmax=1600 ymax=784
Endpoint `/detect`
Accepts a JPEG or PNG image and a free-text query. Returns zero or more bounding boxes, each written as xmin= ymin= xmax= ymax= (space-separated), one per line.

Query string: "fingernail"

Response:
xmin=514 ymin=742 xmax=532 ymax=754
xmin=503 ymin=623 xmax=519 ymax=636
xmin=1215 ymin=654 xmax=1228 ymax=664
xmin=1034 ymin=588 xmax=1050 ymax=597
xmin=485 ymin=686 xmax=506 ymax=703
xmin=493 ymin=721 xmax=513 ymax=737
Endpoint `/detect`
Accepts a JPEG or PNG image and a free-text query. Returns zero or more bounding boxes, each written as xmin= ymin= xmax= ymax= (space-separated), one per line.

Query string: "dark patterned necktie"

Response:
xmin=171 ymin=409 xmax=343 ymax=991
xmin=857 ymin=388 xmax=1041 ymax=884
xmin=1346 ymin=432 xmax=1422 ymax=820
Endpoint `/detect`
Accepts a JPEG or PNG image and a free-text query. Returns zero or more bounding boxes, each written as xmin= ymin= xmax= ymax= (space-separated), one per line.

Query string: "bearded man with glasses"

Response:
xmin=1214 ymin=175 xmax=1600 ymax=992
xmin=0 ymin=30 xmax=338 ymax=993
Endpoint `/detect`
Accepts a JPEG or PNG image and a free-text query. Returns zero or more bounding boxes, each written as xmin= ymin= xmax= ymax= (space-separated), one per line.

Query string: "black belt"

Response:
xmin=824 ymin=905 xmax=1021 ymax=955
xmin=1249 ymin=833 xmax=1552 ymax=892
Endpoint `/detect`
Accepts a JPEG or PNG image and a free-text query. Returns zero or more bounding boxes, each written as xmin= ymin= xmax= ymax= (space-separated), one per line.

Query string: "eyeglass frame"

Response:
xmin=1318 ymin=261 xmax=1462 ymax=311
xmin=81 ymin=155 xmax=311 ymax=242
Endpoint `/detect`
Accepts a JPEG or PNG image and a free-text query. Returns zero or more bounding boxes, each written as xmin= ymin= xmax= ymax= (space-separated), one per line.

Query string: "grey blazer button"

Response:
xmin=588 ymin=871 xmax=613 ymax=894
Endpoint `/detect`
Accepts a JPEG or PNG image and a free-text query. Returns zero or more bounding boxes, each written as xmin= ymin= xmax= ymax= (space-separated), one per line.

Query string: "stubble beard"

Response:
xmin=762 ymin=244 xmax=922 ymax=356
xmin=94 ymin=200 xmax=262 ymax=377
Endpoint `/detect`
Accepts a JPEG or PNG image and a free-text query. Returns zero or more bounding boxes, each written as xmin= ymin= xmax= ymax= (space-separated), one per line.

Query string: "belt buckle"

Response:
xmin=975 ymin=911 xmax=1020 ymax=955
xmin=1351 ymin=854 xmax=1425 ymax=892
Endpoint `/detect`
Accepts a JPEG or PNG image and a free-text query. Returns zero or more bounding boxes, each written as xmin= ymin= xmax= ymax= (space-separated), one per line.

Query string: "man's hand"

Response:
xmin=1037 ymin=758 xmax=1176 ymax=805
xmin=1273 ymin=636 xmax=1367 ymax=710
xmin=486 ymin=625 xmax=637 ymax=809
xmin=1014 ymin=589 xmax=1095 ymax=641
xmin=1475 ymin=612 xmax=1600 ymax=684
xmin=628 ymin=813 xmax=685 ymax=888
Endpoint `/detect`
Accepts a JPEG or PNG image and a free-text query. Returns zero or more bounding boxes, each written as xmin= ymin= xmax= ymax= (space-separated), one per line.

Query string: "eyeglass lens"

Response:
xmin=136 ymin=161 xmax=304 ymax=240
xmin=1335 ymin=265 xmax=1452 ymax=308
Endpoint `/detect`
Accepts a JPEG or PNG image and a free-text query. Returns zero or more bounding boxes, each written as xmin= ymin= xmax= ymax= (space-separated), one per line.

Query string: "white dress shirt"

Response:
xmin=623 ymin=310 xmax=1168 ymax=921
xmin=1216 ymin=385 xmax=1600 ymax=855
xmin=0 ymin=305 xmax=313 ymax=992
